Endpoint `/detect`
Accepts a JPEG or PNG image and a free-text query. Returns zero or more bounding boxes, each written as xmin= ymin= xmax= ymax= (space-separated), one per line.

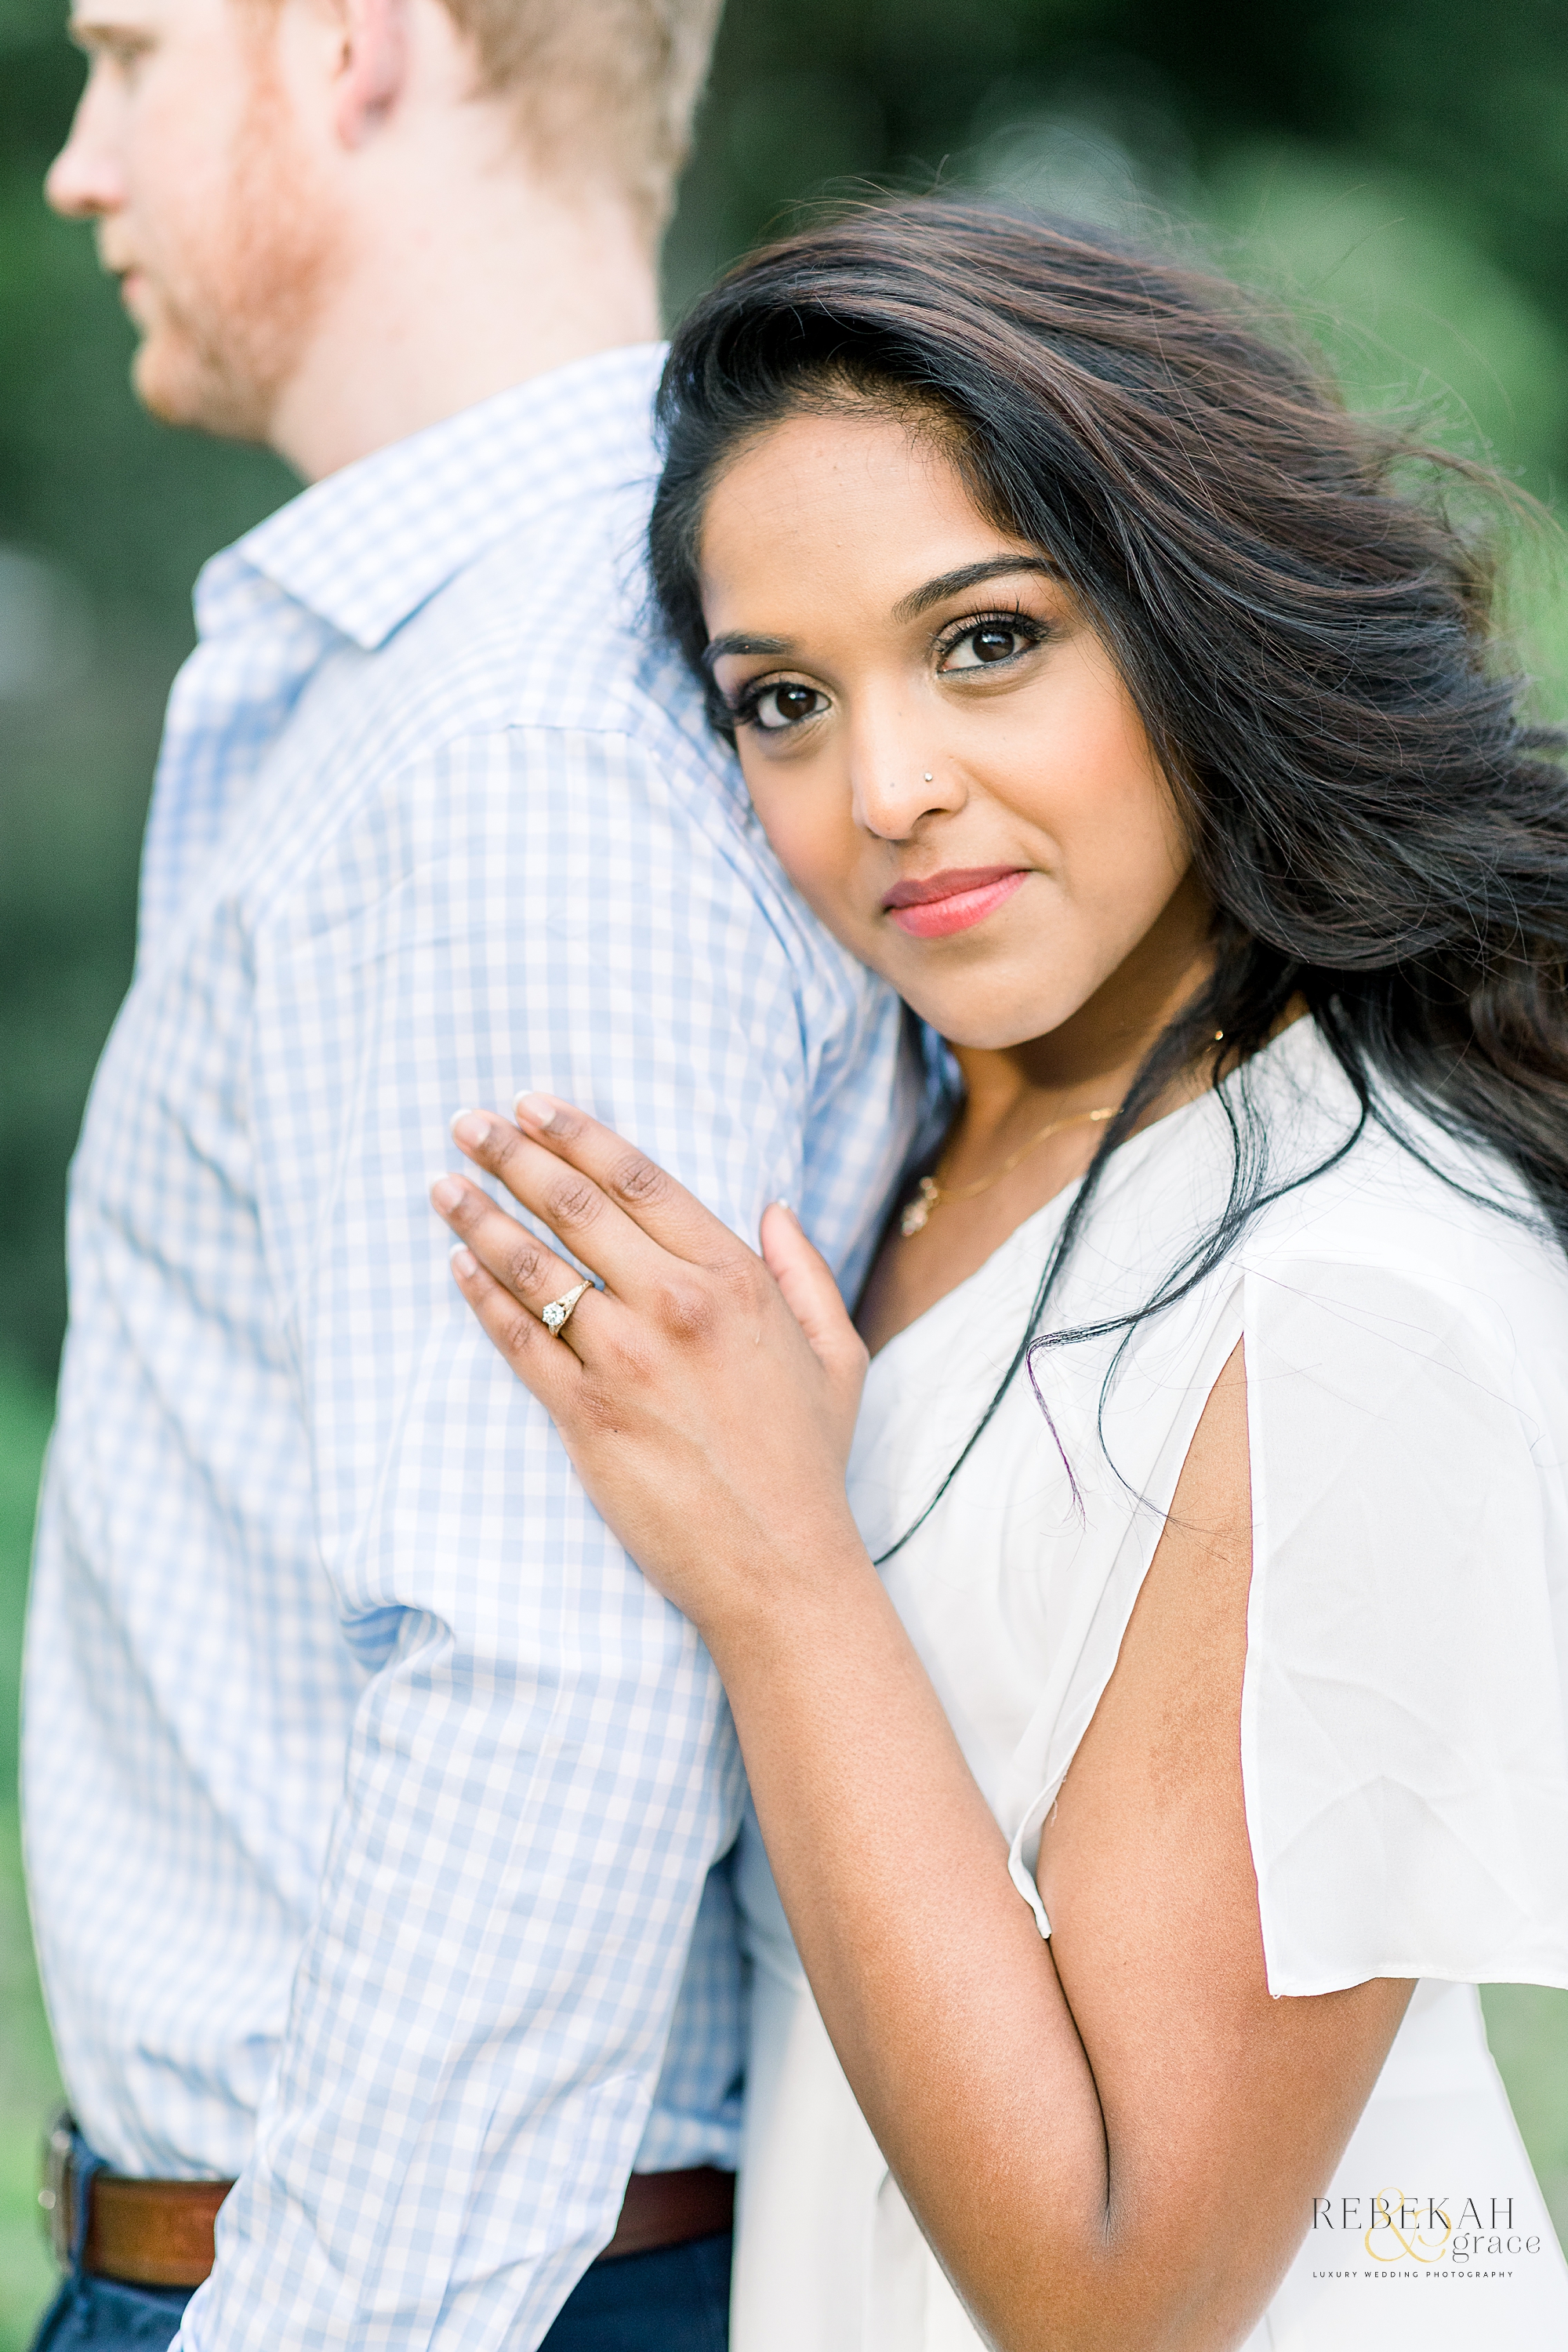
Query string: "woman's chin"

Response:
xmin=895 ymin=988 xmax=1083 ymax=1052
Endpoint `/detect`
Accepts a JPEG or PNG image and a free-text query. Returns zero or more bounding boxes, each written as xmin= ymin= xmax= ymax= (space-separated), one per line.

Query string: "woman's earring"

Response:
xmin=923 ymin=771 xmax=934 ymax=782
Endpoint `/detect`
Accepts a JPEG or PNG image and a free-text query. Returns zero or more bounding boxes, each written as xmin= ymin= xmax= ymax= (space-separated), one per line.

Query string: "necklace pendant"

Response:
xmin=899 ymin=1176 xmax=940 ymax=1238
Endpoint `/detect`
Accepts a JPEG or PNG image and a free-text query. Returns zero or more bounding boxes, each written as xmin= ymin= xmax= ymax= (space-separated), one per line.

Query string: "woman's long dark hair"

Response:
xmin=648 ymin=198 xmax=1568 ymax=1541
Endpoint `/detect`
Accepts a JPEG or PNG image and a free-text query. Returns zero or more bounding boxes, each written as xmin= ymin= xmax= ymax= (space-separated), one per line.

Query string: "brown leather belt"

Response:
xmin=45 ymin=2125 xmax=732 ymax=2289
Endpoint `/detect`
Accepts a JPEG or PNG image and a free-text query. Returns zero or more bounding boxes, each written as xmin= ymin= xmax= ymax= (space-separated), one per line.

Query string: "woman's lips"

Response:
xmin=883 ymin=866 xmax=1029 ymax=940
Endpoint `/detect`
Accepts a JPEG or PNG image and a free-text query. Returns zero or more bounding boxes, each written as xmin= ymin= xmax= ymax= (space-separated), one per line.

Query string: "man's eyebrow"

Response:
xmin=702 ymin=630 xmax=792 ymax=671
xmin=68 ymin=16 xmax=147 ymax=40
xmin=892 ymin=556 xmax=1059 ymax=624
xmin=67 ymin=12 xmax=154 ymax=41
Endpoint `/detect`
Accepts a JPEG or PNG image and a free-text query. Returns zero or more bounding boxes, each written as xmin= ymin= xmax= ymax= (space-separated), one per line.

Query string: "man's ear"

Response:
xmin=332 ymin=0 xmax=408 ymax=147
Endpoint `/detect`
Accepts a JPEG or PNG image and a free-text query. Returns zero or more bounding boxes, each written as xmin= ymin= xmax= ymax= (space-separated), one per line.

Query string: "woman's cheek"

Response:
xmin=781 ymin=847 xmax=883 ymax=968
xmin=749 ymin=785 xmax=856 ymax=912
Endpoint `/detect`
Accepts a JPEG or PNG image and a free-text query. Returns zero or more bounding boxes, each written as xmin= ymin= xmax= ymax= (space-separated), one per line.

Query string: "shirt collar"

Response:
xmin=195 ymin=343 xmax=667 ymax=652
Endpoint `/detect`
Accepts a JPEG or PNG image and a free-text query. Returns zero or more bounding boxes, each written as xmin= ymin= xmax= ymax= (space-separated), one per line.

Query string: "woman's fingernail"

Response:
xmin=514 ymin=1092 xmax=558 ymax=1128
xmin=451 ymin=1109 xmax=492 ymax=1149
xmin=449 ymin=1243 xmax=477 ymax=1278
xmin=430 ymin=1175 xmax=465 ymax=1213
xmin=773 ymin=1199 xmax=797 ymax=1221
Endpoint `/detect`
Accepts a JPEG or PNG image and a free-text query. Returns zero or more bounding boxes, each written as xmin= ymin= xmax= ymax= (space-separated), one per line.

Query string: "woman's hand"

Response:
xmin=430 ymin=1094 xmax=872 ymax=1640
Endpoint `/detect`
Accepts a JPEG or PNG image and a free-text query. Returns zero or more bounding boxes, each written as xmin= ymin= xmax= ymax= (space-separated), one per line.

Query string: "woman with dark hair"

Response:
xmin=431 ymin=201 xmax=1568 ymax=2348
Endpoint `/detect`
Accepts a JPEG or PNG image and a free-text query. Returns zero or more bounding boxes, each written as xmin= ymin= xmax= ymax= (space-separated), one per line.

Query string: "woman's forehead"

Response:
xmin=698 ymin=411 xmax=1032 ymax=623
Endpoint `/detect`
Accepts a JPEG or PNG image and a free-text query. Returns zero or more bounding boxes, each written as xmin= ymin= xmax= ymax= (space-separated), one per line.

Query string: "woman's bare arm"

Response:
xmin=717 ymin=1344 xmax=1408 ymax=2350
xmin=433 ymin=1109 xmax=1411 ymax=2352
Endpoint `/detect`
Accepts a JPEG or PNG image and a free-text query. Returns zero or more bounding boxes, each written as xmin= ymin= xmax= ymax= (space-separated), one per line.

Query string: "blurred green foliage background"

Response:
xmin=2 ymin=0 xmax=1568 ymax=2338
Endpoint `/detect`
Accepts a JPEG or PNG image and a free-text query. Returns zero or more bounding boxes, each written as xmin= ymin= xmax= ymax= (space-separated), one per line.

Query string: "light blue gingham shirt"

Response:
xmin=23 ymin=346 xmax=916 ymax=2350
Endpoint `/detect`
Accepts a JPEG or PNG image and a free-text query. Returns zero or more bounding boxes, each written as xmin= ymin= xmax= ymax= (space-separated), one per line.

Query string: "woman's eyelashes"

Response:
xmin=936 ymin=612 xmax=1047 ymax=672
xmin=737 ymin=680 xmax=829 ymax=732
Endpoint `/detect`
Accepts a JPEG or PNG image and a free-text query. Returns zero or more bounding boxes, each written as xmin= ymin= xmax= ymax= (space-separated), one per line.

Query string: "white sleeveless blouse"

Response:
xmin=732 ymin=1018 xmax=1568 ymax=2350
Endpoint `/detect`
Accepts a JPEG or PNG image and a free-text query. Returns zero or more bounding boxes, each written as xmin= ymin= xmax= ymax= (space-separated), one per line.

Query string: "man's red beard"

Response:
xmin=132 ymin=43 xmax=339 ymax=443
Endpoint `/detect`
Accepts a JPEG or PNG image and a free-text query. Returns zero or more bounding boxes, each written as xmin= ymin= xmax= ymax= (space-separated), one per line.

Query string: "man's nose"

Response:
xmin=45 ymin=78 xmax=123 ymax=221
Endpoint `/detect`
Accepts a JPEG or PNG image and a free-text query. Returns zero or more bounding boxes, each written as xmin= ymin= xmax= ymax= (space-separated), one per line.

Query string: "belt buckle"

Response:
xmin=40 ymin=2110 xmax=75 ymax=2270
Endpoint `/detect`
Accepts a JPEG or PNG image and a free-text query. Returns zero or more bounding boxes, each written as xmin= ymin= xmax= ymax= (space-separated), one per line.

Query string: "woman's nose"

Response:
xmin=850 ymin=753 xmax=964 ymax=842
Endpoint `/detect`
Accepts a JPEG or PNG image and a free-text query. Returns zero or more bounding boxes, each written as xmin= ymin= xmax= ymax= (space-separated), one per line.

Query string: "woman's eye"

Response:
xmin=749 ymin=682 xmax=826 ymax=731
xmin=942 ymin=622 xmax=1036 ymax=671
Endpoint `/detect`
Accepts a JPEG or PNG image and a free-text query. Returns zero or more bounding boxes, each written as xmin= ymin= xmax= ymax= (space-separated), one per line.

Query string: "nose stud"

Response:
xmin=923 ymin=771 xmax=933 ymax=782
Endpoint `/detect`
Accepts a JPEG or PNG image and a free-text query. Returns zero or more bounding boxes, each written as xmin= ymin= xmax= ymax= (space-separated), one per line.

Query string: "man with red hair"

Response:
xmin=29 ymin=3 xmax=910 ymax=2345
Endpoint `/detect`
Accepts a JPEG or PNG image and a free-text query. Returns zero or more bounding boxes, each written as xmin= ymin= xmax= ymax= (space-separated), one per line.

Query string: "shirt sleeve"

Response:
xmin=177 ymin=721 xmax=906 ymax=2350
xmin=1240 ymin=1254 xmax=1568 ymax=1998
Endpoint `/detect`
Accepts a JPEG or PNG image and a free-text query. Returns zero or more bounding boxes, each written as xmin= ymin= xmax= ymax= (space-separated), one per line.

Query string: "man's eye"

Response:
xmin=750 ymin=682 xmax=826 ymax=731
xmin=942 ymin=623 xmax=1034 ymax=671
xmin=85 ymin=35 xmax=150 ymax=70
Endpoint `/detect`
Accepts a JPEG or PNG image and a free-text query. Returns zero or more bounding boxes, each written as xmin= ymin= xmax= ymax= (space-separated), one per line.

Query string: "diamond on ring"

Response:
xmin=541 ymin=1279 xmax=590 ymax=1335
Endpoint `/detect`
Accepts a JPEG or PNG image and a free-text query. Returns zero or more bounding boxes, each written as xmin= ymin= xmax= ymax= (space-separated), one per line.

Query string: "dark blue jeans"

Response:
xmin=538 ymin=2232 xmax=731 ymax=2351
xmin=31 ymin=2276 xmax=193 ymax=2352
xmin=31 ymin=2238 xmax=731 ymax=2352
xmin=32 ymin=2237 xmax=731 ymax=2352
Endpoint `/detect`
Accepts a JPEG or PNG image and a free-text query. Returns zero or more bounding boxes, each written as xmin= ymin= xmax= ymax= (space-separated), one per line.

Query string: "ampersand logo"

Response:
xmin=1364 ymin=2189 xmax=1454 ymax=2264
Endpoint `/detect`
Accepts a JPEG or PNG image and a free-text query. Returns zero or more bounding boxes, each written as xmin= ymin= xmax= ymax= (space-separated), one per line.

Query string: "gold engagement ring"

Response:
xmin=541 ymin=1280 xmax=590 ymax=1335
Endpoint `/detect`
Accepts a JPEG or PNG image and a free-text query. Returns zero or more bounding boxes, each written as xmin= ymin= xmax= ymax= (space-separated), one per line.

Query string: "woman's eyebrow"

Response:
xmin=702 ymin=630 xmax=792 ymax=670
xmin=700 ymin=556 xmax=1057 ymax=669
xmin=893 ymin=556 xmax=1058 ymax=622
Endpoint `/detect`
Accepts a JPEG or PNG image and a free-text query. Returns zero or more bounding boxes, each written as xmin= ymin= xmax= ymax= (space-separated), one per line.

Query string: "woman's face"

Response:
xmin=699 ymin=405 xmax=1203 ymax=1051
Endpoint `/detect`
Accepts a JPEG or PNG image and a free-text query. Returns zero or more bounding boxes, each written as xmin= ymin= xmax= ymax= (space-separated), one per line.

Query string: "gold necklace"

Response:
xmin=899 ymin=1103 xmax=1119 ymax=1237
